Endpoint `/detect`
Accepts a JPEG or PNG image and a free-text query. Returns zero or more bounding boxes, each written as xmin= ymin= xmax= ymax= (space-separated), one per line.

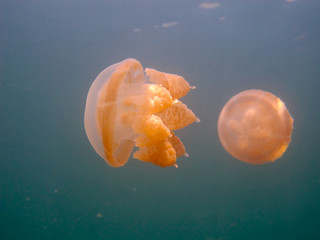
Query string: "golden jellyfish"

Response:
xmin=84 ymin=58 xmax=199 ymax=168
xmin=217 ymin=89 xmax=294 ymax=164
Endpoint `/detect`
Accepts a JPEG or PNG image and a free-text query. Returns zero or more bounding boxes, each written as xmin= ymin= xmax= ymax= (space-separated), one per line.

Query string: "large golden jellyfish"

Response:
xmin=84 ymin=58 xmax=199 ymax=168
xmin=218 ymin=90 xmax=294 ymax=164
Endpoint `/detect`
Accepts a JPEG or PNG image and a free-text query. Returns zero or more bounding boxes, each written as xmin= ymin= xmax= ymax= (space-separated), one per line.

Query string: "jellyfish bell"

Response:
xmin=217 ymin=89 xmax=294 ymax=164
xmin=84 ymin=58 xmax=198 ymax=168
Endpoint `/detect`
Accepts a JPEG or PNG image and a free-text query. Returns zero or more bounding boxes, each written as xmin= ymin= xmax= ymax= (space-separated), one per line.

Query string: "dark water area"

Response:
xmin=1 ymin=0 xmax=320 ymax=239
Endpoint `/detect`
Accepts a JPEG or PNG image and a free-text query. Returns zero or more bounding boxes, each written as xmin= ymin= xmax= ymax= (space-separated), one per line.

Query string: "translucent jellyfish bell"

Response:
xmin=218 ymin=89 xmax=294 ymax=164
xmin=84 ymin=58 xmax=198 ymax=168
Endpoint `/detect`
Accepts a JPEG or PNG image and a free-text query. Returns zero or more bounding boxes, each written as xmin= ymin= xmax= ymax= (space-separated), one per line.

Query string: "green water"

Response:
xmin=1 ymin=0 xmax=320 ymax=239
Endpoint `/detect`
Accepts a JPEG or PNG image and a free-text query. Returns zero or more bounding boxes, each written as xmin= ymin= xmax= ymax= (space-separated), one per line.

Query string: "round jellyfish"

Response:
xmin=217 ymin=89 xmax=294 ymax=164
xmin=84 ymin=58 xmax=199 ymax=168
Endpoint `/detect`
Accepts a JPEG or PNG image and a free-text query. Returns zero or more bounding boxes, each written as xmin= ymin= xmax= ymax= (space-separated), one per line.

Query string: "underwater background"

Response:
xmin=1 ymin=0 xmax=320 ymax=239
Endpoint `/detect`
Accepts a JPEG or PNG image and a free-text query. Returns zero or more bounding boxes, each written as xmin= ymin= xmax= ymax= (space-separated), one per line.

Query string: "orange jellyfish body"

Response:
xmin=218 ymin=89 xmax=294 ymax=164
xmin=84 ymin=58 xmax=198 ymax=168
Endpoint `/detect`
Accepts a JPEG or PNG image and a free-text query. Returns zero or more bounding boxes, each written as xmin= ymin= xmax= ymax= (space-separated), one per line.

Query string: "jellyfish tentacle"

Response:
xmin=168 ymin=133 xmax=186 ymax=158
xmin=133 ymin=139 xmax=177 ymax=167
xmin=122 ymin=84 xmax=173 ymax=114
xmin=145 ymin=68 xmax=192 ymax=99
xmin=157 ymin=100 xmax=198 ymax=130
